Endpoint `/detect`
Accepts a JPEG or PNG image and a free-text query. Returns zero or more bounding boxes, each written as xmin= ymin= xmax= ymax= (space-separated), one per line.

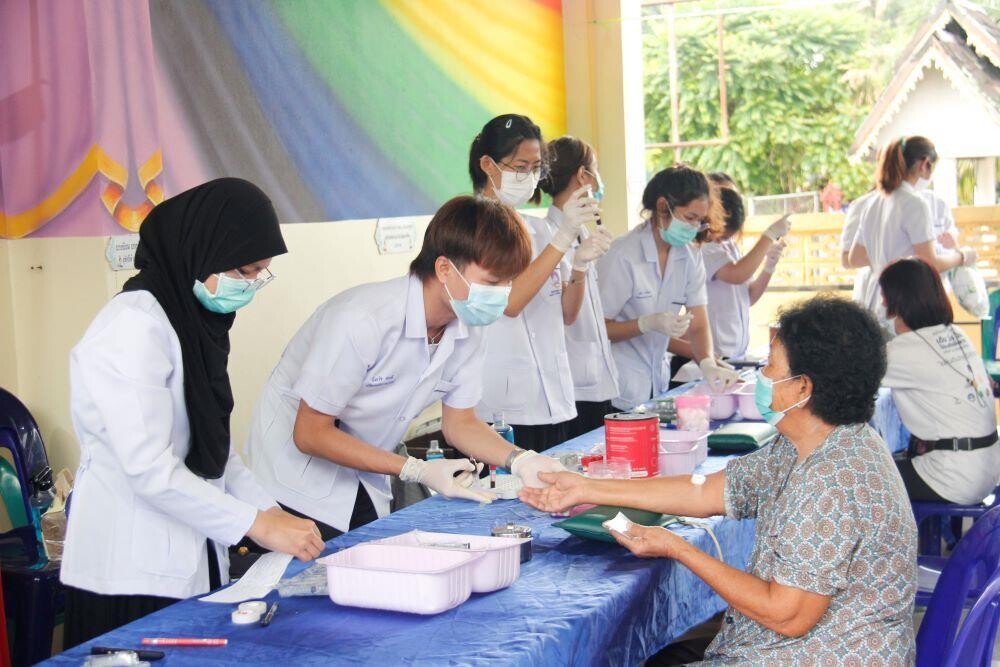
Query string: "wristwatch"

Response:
xmin=504 ymin=447 xmax=527 ymax=471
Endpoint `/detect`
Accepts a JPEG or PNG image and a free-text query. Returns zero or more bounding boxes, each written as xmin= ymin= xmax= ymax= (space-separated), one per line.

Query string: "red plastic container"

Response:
xmin=604 ymin=412 xmax=660 ymax=478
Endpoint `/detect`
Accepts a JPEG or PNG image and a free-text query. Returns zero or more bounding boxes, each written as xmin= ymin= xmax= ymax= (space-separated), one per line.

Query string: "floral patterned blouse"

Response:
xmin=699 ymin=424 xmax=917 ymax=666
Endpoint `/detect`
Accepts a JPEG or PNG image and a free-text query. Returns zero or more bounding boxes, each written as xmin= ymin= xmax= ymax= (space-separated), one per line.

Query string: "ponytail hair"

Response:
xmin=468 ymin=114 xmax=544 ymax=204
xmin=540 ymin=136 xmax=595 ymax=196
xmin=641 ymin=164 xmax=725 ymax=243
xmin=876 ymin=136 xmax=937 ymax=194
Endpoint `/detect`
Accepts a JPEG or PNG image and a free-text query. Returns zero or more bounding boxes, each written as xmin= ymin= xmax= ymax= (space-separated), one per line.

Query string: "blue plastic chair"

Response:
xmin=916 ymin=505 xmax=1000 ymax=666
xmin=0 ymin=388 xmax=63 ymax=666
xmin=981 ymin=288 xmax=1000 ymax=395
xmin=941 ymin=567 xmax=1000 ymax=666
xmin=912 ymin=485 xmax=1000 ymax=557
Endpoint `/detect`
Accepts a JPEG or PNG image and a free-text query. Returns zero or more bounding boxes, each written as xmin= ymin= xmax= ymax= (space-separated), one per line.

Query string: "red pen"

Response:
xmin=141 ymin=638 xmax=228 ymax=647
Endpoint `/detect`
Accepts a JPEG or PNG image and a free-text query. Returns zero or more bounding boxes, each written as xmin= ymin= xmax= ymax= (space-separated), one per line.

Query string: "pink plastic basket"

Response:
xmin=658 ymin=430 xmax=708 ymax=476
xmin=370 ymin=531 xmax=527 ymax=593
xmin=318 ymin=543 xmax=484 ymax=614
xmin=735 ymin=383 xmax=764 ymax=420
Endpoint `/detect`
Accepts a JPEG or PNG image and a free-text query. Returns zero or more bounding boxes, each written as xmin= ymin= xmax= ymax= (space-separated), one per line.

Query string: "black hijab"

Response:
xmin=122 ymin=178 xmax=287 ymax=479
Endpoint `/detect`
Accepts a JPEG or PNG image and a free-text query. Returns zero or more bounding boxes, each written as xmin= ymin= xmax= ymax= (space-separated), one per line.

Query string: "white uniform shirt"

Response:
xmin=597 ymin=221 xmax=708 ymax=410
xmin=884 ymin=324 xmax=999 ymax=504
xmin=246 ymin=274 xmax=485 ymax=531
xmin=62 ymin=291 xmax=276 ymax=599
xmin=842 ymin=191 xmax=877 ymax=304
xmin=854 ymin=182 xmax=935 ymax=313
xmin=920 ymin=189 xmax=959 ymax=245
xmin=475 ymin=214 xmax=577 ymax=425
xmin=702 ymin=239 xmax=751 ymax=359
xmin=557 ymin=209 xmax=619 ymax=403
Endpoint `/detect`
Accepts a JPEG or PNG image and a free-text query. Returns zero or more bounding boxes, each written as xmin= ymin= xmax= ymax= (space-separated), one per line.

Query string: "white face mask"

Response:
xmin=490 ymin=164 xmax=538 ymax=207
xmin=914 ymin=177 xmax=931 ymax=191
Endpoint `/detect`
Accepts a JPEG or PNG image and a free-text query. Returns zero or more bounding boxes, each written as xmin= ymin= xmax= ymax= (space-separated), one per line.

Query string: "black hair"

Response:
xmin=641 ymin=164 xmax=724 ymax=242
xmin=776 ymin=295 xmax=887 ymax=425
xmin=468 ymin=114 xmax=544 ymax=204
xmin=540 ymin=136 xmax=595 ymax=196
xmin=718 ymin=187 xmax=746 ymax=235
xmin=879 ymin=258 xmax=954 ymax=330
xmin=709 ymin=172 xmax=737 ymax=188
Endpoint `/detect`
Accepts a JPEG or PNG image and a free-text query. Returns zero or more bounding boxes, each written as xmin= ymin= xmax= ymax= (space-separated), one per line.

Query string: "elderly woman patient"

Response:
xmin=520 ymin=296 xmax=917 ymax=665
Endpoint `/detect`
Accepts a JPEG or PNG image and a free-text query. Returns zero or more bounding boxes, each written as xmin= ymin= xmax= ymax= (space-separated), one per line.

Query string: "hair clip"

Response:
xmin=505 ymin=118 xmax=513 ymax=129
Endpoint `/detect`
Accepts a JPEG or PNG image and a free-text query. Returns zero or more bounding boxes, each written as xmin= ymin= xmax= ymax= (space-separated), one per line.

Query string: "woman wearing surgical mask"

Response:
xmin=702 ymin=176 xmax=789 ymax=360
xmin=598 ymin=165 xmax=739 ymax=409
xmin=245 ymin=196 xmax=565 ymax=543
xmin=469 ymin=116 xmax=603 ymax=451
xmin=848 ymin=136 xmax=976 ymax=317
xmin=61 ymin=179 xmax=325 ymax=647
xmin=538 ymin=136 xmax=617 ymax=438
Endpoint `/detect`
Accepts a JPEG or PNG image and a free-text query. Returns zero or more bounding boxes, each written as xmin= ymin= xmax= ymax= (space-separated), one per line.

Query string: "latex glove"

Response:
xmin=510 ymin=451 xmax=568 ymax=489
xmin=763 ymin=238 xmax=786 ymax=274
xmin=399 ymin=456 xmax=495 ymax=503
xmin=551 ymin=186 xmax=600 ymax=252
xmin=699 ymin=357 xmax=740 ymax=393
xmin=960 ymin=247 xmax=978 ymax=267
xmin=715 ymin=357 xmax=736 ymax=371
xmin=572 ymin=227 xmax=613 ymax=272
xmin=638 ymin=311 xmax=694 ymax=338
xmin=763 ymin=214 xmax=791 ymax=242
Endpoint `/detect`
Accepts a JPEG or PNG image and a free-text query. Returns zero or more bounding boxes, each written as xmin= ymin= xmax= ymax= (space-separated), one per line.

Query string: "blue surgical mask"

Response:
xmin=660 ymin=217 xmax=699 ymax=247
xmin=193 ymin=273 xmax=257 ymax=313
xmin=585 ymin=169 xmax=605 ymax=201
xmin=445 ymin=261 xmax=511 ymax=327
xmin=754 ymin=369 xmax=810 ymax=426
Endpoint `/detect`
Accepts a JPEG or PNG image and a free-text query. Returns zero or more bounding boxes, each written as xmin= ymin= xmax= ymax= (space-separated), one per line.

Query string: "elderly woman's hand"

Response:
xmin=610 ymin=523 xmax=687 ymax=559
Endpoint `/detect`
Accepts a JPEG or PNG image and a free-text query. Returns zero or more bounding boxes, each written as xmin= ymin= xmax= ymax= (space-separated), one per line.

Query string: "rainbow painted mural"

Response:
xmin=0 ymin=0 xmax=566 ymax=239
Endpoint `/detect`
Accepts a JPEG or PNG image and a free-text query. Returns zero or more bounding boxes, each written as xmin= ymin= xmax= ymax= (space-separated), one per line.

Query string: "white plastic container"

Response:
xmin=659 ymin=430 xmax=709 ymax=476
xmin=370 ymin=531 xmax=528 ymax=593
xmin=689 ymin=384 xmax=738 ymax=420
xmin=735 ymin=383 xmax=763 ymax=420
xmin=318 ymin=543 xmax=484 ymax=614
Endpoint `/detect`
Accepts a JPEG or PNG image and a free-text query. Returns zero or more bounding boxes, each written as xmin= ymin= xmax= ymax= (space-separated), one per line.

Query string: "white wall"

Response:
xmin=876 ymin=66 xmax=1000 ymax=160
xmin=2 ymin=217 xmax=433 ymax=475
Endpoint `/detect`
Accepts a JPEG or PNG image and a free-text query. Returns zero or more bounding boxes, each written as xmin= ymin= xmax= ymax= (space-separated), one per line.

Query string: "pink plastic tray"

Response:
xmin=658 ymin=430 xmax=709 ymax=476
xmin=318 ymin=543 xmax=484 ymax=614
xmin=688 ymin=384 xmax=739 ymax=420
xmin=370 ymin=531 xmax=528 ymax=593
xmin=734 ymin=383 xmax=764 ymax=420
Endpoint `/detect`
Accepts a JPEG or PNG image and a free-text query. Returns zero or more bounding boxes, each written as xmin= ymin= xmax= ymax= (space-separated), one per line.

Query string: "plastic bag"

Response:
xmin=948 ymin=266 xmax=990 ymax=318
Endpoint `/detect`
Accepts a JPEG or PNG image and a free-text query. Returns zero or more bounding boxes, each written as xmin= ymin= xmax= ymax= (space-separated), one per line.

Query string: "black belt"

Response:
xmin=909 ymin=432 xmax=998 ymax=456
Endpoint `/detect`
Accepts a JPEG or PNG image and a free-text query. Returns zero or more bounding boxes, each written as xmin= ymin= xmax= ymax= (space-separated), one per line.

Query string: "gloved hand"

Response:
xmin=551 ymin=186 xmax=601 ymax=252
xmin=715 ymin=357 xmax=736 ymax=371
xmin=572 ymin=227 xmax=613 ymax=272
xmin=763 ymin=214 xmax=791 ymax=242
xmin=960 ymin=247 xmax=978 ymax=267
xmin=699 ymin=357 xmax=740 ymax=393
xmin=638 ymin=310 xmax=694 ymax=338
xmin=763 ymin=238 xmax=786 ymax=274
xmin=399 ymin=456 xmax=495 ymax=503
xmin=510 ymin=450 xmax=568 ymax=489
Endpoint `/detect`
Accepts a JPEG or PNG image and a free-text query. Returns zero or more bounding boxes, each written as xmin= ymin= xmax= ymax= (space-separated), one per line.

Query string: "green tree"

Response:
xmin=642 ymin=1 xmax=944 ymax=200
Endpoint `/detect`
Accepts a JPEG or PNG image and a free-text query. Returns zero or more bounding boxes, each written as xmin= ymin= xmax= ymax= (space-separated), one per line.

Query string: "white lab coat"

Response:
xmin=61 ymin=291 xmax=276 ymax=599
xmin=853 ymin=182 xmax=935 ymax=314
xmin=563 ymin=211 xmax=619 ymax=403
xmin=841 ymin=190 xmax=877 ymax=304
xmin=702 ymin=239 xmax=751 ymax=359
xmin=597 ymin=221 xmax=708 ymax=410
xmin=475 ymin=213 xmax=577 ymax=425
xmin=247 ymin=274 xmax=485 ymax=531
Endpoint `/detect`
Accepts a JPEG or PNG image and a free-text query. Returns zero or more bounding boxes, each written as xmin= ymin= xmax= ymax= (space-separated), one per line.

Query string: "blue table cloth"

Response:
xmin=46 ymin=428 xmax=756 ymax=666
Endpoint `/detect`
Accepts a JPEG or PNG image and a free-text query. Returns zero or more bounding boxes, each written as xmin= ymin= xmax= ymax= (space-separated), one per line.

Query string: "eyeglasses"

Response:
xmin=497 ymin=160 xmax=549 ymax=183
xmin=234 ymin=266 xmax=276 ymax=293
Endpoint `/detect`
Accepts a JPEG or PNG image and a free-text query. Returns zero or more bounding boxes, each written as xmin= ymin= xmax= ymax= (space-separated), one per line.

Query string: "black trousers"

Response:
xmin=565 ymin=400 xmax=615 ymax=440
xmin=510 ymin=420 xmax=572 ymax=453
xmin=669 ymin=354 xmax=692 ymax=390
xmin=895 ymin=457 xmax=948 ymax=502
xmin=63 ymin=541 xmax=221 ymax=649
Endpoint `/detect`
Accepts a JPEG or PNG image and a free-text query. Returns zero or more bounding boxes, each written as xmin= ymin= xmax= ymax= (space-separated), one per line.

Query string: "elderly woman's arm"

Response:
xmin=612 ymin=524 xmax=831 ymax=637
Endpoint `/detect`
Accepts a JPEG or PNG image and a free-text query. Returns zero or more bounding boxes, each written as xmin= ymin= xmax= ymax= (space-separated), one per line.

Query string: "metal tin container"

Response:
xmin=604 ymin=412 xmax=660 ymax=478
xmin=490 ymin=523 xmax=532 ymax=563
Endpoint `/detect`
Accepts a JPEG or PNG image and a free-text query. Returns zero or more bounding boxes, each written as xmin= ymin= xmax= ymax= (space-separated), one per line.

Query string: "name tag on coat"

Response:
xmin=634 ymin=288 xmax=653 ymax=299
xmin=365 ymin=374 xmax=397 ymax=387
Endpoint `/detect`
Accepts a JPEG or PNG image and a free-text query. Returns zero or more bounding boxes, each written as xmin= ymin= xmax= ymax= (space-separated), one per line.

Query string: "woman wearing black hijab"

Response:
xmin=60 ymin=178 xmax=325 ymax=647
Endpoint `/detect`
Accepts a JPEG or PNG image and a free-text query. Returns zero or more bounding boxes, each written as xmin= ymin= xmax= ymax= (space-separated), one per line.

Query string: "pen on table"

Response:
xmin=91 ymin=646 xmax=165 ymax=661
xmin=140 ymin=638 xmax=228 ymax=646
xmin=261 ymin=602 xmax=279 ymax=627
